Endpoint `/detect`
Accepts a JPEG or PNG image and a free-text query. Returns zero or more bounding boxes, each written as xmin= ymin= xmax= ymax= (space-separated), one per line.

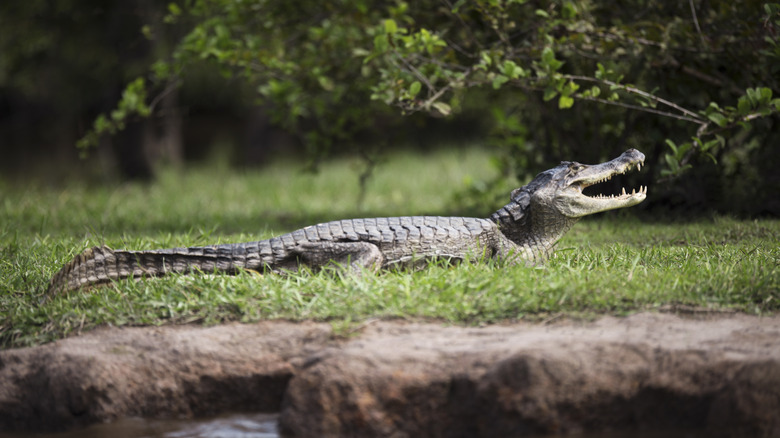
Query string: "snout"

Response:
xmin=619 ymin=148 xmax=645 ymax=163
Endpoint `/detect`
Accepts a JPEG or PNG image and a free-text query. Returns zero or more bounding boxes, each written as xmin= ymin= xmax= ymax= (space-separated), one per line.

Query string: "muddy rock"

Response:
xmin=1 ymin=313 xmax=779 ymax=437
xmin=0 ymin=321 xmax=331 ymax=431
xmin=278 ymin=313 xmax=780 ymax=437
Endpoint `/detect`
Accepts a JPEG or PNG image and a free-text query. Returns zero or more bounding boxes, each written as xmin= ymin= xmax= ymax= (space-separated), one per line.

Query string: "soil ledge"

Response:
xmin=1 ymin=312 xmax=779 ymax=437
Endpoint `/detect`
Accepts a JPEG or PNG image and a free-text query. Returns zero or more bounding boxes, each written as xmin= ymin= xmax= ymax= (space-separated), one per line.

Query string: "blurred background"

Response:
xmin=1 ymin=0 xmax=778 ymax=217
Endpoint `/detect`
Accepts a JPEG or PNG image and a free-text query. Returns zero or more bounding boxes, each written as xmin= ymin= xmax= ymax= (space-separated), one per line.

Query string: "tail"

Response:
xmin=46 ymin=244 xmax=254 ymax=295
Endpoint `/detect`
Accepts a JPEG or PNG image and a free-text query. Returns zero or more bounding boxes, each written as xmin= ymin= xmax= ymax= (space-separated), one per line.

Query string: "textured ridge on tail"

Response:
xmin=47 ymin=246 xmax=114 ymax=294
xmin=46 ymin=244 xmax=252 ymax=295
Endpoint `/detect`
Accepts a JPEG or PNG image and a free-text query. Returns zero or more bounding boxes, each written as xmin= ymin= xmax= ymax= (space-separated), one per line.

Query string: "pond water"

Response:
xmin=0 ymin=413 xmax=712 ymax=438
xmin=0 ymin=413 xmax=279 ymax=438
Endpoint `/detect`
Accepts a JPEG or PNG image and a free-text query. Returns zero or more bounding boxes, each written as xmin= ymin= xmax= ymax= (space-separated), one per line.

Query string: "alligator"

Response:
xmin=47 ymin=149 xmax=647 ymax=294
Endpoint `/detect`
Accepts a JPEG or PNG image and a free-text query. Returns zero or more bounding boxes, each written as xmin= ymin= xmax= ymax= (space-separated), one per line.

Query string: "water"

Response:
xmin=0 ymin=413 xmax=712 ymax=438
xmin=0 ymin=413 xmax=279 ymax=438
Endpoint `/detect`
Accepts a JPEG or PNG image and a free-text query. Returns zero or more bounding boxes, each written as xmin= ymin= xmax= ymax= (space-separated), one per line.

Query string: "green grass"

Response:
xmin=1 ymin=148 xmax=778 ymax=348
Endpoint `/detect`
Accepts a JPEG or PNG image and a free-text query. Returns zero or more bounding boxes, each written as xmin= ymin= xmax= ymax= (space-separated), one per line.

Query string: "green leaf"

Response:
xmin=664 ymin=154 xmax=680 ymax=172
xmin=431 ymin=101 xmax=451 ymax=116
xmin=564 ymin=80 xmax=580 ymax=94
xmin=707 ymin=112 xmax=728 ymax=127
xmin=94 ymin=114 xmax=111 ymax=133
xmin=596 ymin=63 xmax=606 ymax=79
xmin=168 ymin=3 xmax=182 ymax=15
xmin=677 ymin=142 xmax=692 ymax=158
xmin=542 ymin=47 xmax=555 ymax=64
xmin=558 ymin=95 xmax=574 ymax=109
xmin=480 ymin=51 xmax=492 ymax=67
xmin=501 ymin=60 xmax=516 ymax=78
xmin=543 ymin=87 xmax=558 ymax=101
xmin=747 ymin=87 xmax=760 ymax=105
xmin=373 ymin=34 xmax=389 ymax=53
xmin=492 ymin=74 xmax=509 ymax=89
xmin=451 ymin=0 xmax=467 ymax=12
xmin=737 ymin=96 xmax=752 ymax=114
xmin=409 ymin=81 xmax=422 ymax=97
xmin=562 ymin=1 xmax=577 ymax=19
xmin=540 ymin=47 xmax=563 ymax=71
xmin=151 ymin=60 xmax=171 ymax=80
xmin=384 ymin=19 xmax=398 ymax=35
xmin=759 ymin=87 xmax=773 ymax=102
xmin=701 ymin=137 xmax=722 ymax=153
xmin=318 ymin=76 xmax=335 ymax=91
xmin=501 ymin=60 xmax=525 ymax=79
xmin=141 ymin=25 xmax=153 ymax=40
xmin=111 ymin=109 xmax=125 ymax=122
xmin=665 ymin=139 xmax=678 ymax=155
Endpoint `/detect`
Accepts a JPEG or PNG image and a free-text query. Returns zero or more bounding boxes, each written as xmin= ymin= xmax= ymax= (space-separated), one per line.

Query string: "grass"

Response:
xmin=1 ymin=148 xmax=778 ymax=348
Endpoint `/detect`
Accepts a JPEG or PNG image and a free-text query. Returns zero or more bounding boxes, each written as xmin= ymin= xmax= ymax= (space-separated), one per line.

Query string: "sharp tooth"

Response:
xmin=621 ymin=187 xmax=626 ymax=196
xmin=631 ymin=188 xmax=636 ymax=195
xmin=638 ymin=163 xmax=641 ymax=171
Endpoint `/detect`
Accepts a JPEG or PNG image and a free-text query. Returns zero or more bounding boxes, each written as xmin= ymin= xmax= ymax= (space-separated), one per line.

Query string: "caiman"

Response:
xmin=47 ymin=149 xmax=647 ymax=294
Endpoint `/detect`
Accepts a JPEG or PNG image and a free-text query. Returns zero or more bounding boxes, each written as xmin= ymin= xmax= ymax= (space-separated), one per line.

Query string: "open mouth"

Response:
xmin=578 ymin=158 xmax=646 ymax=200
xmin=555 ymin=149 xmax=648 ymax=217
xmin=581 ymin=175 xmax=647 ymax=200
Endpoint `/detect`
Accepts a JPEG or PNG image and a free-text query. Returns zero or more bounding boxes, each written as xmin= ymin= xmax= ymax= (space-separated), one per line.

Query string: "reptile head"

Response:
xmin=521 ymin=149 xmax=647 ymax=218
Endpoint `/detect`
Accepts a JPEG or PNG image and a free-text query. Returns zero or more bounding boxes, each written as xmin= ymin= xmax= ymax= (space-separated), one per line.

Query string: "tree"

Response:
xmin=0 ymin=1 xmax=194 ymax=179
xmin=82 ymin=0 xmax=780 ymax=214
xmin=365 ymin=0 xmax=780 ymax=213
xmin=79 ymin=0 xmax=405 ymax=169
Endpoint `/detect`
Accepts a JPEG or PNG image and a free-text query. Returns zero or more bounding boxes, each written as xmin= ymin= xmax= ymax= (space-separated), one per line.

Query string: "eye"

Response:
xmin=570 ymin=164 xmax=585 ymax=173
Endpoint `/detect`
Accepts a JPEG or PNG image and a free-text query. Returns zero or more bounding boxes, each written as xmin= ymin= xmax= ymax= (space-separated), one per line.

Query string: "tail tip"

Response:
xmin=46 ymin=245 xmax=115 ymax=295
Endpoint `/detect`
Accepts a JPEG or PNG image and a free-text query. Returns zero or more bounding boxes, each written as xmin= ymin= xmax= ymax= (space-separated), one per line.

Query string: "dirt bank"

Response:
xmin=1 ymin=312 xmax=779 ymax=437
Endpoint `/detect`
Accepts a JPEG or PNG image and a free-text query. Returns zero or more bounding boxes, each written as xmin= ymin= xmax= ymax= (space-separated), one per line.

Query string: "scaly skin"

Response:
xmin=47 ymin=149 xmax=647 ymax=294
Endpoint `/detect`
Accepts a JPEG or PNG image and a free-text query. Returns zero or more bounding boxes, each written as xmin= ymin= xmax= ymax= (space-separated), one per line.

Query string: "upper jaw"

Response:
xmin=569 ymin=148 xmax=646 ymax=187
xmin=556 ymin=149 xmax=648 ymax=217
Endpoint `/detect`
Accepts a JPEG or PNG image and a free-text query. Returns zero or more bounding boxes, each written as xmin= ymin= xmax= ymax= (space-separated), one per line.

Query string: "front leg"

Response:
xmin=279 ymin=241 xmax=385 ymax=273
xmin=491 ymin=235 xmax=541 ymax=267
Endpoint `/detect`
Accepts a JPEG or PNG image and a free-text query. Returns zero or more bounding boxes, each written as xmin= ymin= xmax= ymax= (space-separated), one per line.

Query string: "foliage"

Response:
xmin=1 ymin=149 xmax=777 ymax=348
xmin=0 ymin=1 xmax=152 ymax=105
xmin=73 ymin=0 xmax=780 ymax=213
xmin=78 ymin=0 xmax=405 ymax=167
xmin=76 ymin=78 xmax=151 ymax=154
xmin=0 ymin=1 xmax=178 ymax=180
xmin=365 ymin=0 xmax=780 ymax=180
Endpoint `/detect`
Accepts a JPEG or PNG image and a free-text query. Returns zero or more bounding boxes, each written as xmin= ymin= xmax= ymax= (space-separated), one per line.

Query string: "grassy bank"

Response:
xmin=1 ymin=148 xmax=778 ymax=348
